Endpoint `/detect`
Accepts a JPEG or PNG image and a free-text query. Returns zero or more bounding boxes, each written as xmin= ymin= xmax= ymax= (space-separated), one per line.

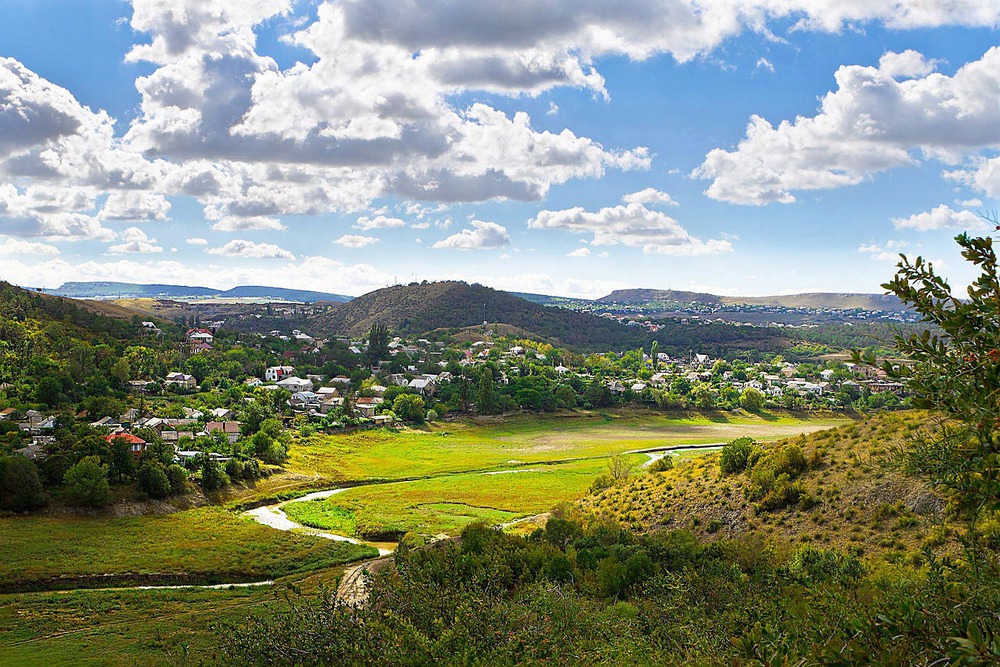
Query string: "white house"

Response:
xmin=408 ymin=377 xmax=437 ymax=395
xmin=265 ymin=366 xmax=295 ymax=382
xmin=164 ymin=372 xmax=197 ymax=390
xmin=277 ymin=376 xmax=314 ymax=393
xmin=290 ymin=391 xmax=321 ymax=410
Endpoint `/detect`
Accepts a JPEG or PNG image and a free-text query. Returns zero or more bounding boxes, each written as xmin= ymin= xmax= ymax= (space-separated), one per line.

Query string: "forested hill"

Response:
xmin=0 ymin=281 xmax=157 ymax=390
xmin=309 ymin=281 xmax=645 ymax=351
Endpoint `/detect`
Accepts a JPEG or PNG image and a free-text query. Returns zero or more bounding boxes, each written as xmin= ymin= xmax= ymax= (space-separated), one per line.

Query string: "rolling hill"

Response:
xmin=45 ymin=282 xmax=352 ymax=303
xmin=598 ymin=288 xmax=908 ymax=312
xmin=309 ymin=281 xmax=644 ymax=350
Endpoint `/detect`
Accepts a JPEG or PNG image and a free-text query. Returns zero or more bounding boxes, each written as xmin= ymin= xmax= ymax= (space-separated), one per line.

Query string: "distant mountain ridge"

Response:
xmin=309 ymin=281 xmax=641 ymax=350
xmin=597 ymin=288 xmax=908 ymax=312
xmin=46 ymin=282 xmax=352 ymax=303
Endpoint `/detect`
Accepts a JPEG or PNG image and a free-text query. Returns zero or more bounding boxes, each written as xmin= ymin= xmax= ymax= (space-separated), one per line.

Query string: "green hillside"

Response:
xmin=0 ymin=281 xmax=167 ymax=399
xmin=309 ymin=281 xmax=647 ymax=351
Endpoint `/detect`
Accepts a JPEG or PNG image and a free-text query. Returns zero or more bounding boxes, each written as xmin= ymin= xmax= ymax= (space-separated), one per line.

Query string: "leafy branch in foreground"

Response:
xmin=864 ymin=228 xmax=1000 ymax=547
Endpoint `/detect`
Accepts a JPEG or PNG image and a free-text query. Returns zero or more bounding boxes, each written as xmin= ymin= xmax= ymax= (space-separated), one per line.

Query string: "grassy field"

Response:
xmin=0 ymin=585 xmax=275 ymax=667
xmin=0 ymin=565 xmax=349 ymax=667
xmin=283 ymin=456 xmax=642 ymax=538
xmin=288 ymin=409 xmax=847 ymax=483
xmin=0 ymin=506 xmax=376 ymax=592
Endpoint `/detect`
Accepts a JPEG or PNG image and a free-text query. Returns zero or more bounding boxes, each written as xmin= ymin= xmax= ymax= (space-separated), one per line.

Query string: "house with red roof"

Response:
xmin=104 ymin=432 xmax=148 ymax=458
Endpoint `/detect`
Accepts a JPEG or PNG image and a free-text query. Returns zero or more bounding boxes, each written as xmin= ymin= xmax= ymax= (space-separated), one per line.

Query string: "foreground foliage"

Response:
xmin=221 ymin=520 xmax=999 ymax=666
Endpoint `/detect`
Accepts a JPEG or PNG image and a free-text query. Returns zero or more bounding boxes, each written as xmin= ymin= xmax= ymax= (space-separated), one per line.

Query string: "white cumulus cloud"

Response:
xmin=206 ymin=239 xmax=296 ymax=260
xmin=107 ymin=227 xmax=163 ymax=254
xmin=529 ymin=202 xmax=732 ymax=255
xmin=432 ymin=220 xmax=510 ymax=249
xmin=99 ymin=191 xmax=171 ymax=222
xmin=335 ymin=234 xmax=380 ymax=248
xmin=696 ymin=47 xmax=1000 ymax=205
xmin=621 ymin=188 xmax=678 ymax=206
xmin=0 ymin=238 xmax=60 ymax=255
xmin=354 ymin=215 xmax=406 ymax=230
xmin=892 ymin=205 xmax=988 ymax=231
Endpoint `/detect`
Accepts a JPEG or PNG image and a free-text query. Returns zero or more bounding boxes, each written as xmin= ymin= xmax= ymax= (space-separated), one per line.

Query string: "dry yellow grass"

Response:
xmin=581 ymin=410 xmax=958 ymax=563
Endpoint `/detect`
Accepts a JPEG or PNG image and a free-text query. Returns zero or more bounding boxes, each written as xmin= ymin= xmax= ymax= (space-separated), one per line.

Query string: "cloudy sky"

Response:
xmin=1 ymin=1 xmax=998 ymax=298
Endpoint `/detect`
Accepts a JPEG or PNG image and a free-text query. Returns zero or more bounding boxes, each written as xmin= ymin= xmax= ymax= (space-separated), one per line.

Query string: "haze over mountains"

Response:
xmin=44 ymin=282 xmax=352 ymax=303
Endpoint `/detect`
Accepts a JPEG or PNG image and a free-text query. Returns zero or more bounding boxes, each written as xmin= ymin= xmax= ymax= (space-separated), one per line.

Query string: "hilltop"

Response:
xmin=309 ymin=281 xmax=644 ymax=350
xmin=581 ymin=411 xmax=952 ymax=558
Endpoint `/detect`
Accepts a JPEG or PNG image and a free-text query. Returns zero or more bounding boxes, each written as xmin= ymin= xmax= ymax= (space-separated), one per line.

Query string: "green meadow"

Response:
xmin=282 ymin=456 xmax=639 ymax=538
xmin=287 ymin=409 xmax=844 ymax=482
xmin=0 ymin=506 xmax=376 ymax=592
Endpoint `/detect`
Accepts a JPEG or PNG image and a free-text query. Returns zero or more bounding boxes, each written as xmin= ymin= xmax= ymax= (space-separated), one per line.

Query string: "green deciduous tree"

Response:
xmin=166 ymin=464 xmax=188 ymax=495
xmin=200 ymin=458 xmax=230 ymax=491
xmin=476 ymin=371 xmax=499 ymax=414
xmin=739 ymin=387 xmax=765 ymax=412
xmin=108 ymin=437 xmax=137 ymax=483
xmin=393 ymin=393 xmax=426 ymax=423
xmin=0 ymin=455 xmax=46 ymax=511
xmin=64 ymin=456 xmax=111 ymax=507
xmin=367 ymin=322 xmax=390 ymax=367
xmin=137 ymin=462 xmax=171 ymax=499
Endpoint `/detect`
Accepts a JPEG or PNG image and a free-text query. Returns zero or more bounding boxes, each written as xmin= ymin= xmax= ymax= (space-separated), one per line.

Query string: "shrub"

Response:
xmin=225 ymin=459 xmax=245 ymax=481
xmin=788 ymin=547 xmax=864 ymax=583
xmin=590 ymin=474 xmax=614 ymax=494
xmin=754 ymin=474 xmax=803 ymax=511
xmin=392 ymin=394 xmax=426 ymax=423
xmin=137 ymin=463 xmax=171 ymax=499
xmin=720 ymin=437 xmax=757 ymax=474
xmin=263 ymin=441 xmax=287 ymax=465
xmin=241 ymin=458 xmax=261 ymax=481
xmin=200 ymin=459 xmax=230 ymax=491
xmin=544 ymin=517 xmax=582 ymax=550
xmin=649 ymin=456 xmax=674 ymax=473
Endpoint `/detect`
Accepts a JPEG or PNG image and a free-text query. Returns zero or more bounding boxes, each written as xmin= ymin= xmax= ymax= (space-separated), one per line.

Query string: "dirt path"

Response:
xmin=335 ymin=556 xmax=394 ymax=606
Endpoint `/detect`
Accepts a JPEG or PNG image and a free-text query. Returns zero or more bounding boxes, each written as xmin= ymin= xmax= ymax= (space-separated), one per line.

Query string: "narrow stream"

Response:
xmin=632 ymin=443 xmax=725 ymax=467
xmin=244 ymin=488 xmax=395 ymax=556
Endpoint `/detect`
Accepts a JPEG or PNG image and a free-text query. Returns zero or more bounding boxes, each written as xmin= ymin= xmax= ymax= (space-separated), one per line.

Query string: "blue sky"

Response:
xmin=0 ymin=1 xmax=998 ymax=298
